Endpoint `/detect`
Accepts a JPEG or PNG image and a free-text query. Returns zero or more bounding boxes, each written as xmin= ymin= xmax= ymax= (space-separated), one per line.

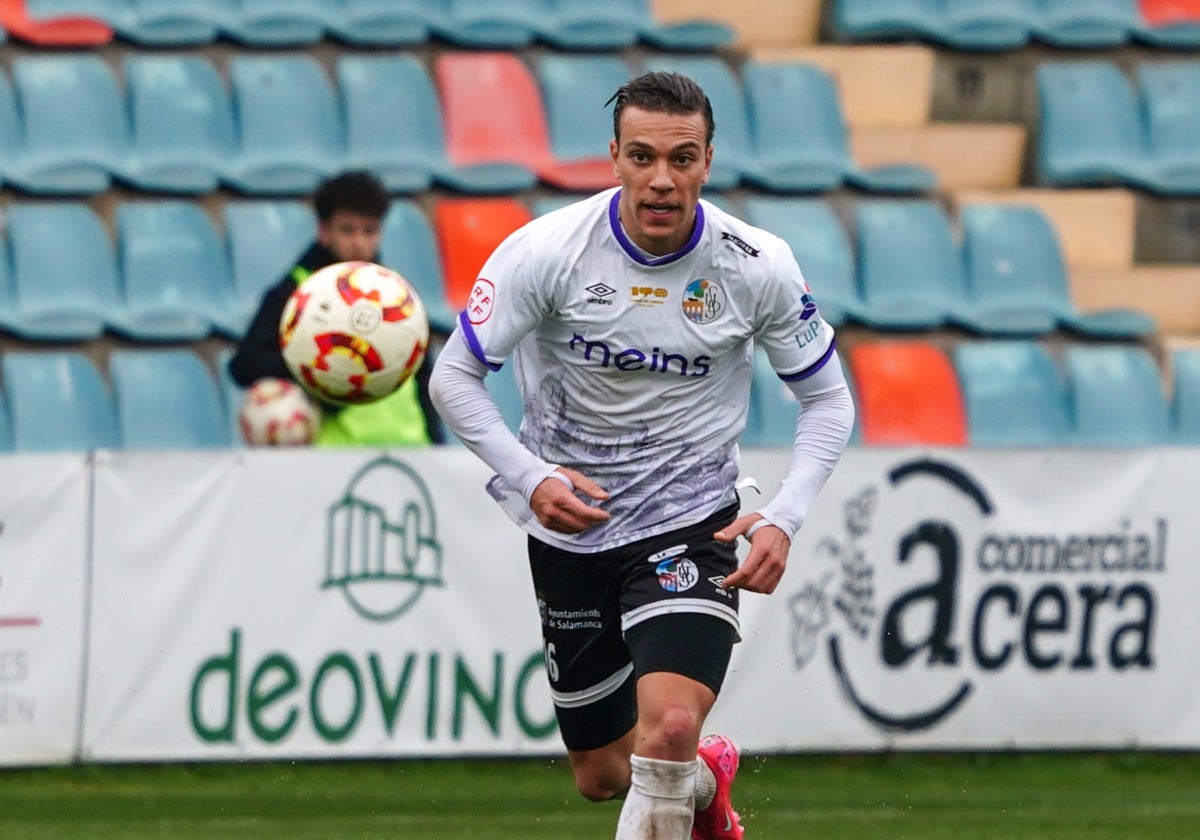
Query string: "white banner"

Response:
xmin=712 ymin=448 xmax=1200 ymax=750
xmin=84 ymin=449 xmax=555 ymax=762
xmin=0 ymin=455 xmax=90 ymax=766
xmin=78 ymin=446 xmax=1200 ymax=760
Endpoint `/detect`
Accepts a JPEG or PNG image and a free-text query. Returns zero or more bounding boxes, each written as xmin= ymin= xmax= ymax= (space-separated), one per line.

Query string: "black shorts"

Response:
xmin=527 ymin=504 xmax=741 ymax=752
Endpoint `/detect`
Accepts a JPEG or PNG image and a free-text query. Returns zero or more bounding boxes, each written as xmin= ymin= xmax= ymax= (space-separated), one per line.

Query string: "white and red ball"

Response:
xmin=279 ymin=261 xmax=429 ymax=406
xmin=239 ymin=378 xmax=322 ymax=446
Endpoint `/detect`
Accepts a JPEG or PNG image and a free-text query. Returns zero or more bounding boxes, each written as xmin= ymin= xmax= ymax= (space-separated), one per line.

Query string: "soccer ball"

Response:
xmin=239 ymin=378 xmax=322 ymax=446
xmin=279 ymin=261 xmax=429 ymax=405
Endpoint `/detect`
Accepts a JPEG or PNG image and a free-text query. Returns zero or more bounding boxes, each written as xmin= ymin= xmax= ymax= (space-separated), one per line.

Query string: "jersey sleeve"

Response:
xmin=455 ymin=227 xmax=549 ymax=369
xmin=754 ymin=241 xmax=838 ymax=382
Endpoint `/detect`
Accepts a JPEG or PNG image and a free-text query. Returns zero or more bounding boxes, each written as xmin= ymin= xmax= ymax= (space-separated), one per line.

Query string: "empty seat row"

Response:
xmin=744 ymin=341 xmax=1200 ymax=449
xmin=0 ymin=51 xmax=939 ymax=197
xmin=832 ymin=0 xmax=1200 ymax=50
xmin=18 ymin=0 xmax=732 ymax=48
xmin=1037 ymin=60 xmax=1200 ymax=195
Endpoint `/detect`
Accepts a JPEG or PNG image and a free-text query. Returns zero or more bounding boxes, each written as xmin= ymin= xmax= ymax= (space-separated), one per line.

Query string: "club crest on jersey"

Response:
xmin=682 ymin=279 xmax=725 ymax=325
xmin=467 ymin=279 xmax=496 ymax=325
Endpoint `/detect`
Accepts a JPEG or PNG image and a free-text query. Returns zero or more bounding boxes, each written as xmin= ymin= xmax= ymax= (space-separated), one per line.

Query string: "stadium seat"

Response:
xmin=938 ymin=0 xmax=1038 ymax=50
xmin=6 ymin=202 xmax=123 ymax=341
xmin=952 ymin=340 xmax=1072 ymax=446
xmin=434 ymin=198 xmax=532 ymax=312
xmin=433 ymin=53 xmax=544 ymax=193
xmin=0 ymin=383 xmax=12 ymax=452
xmin=325 ymin=0 xmax=435 ymax=45
xmin=0 ymin=70 xmax=30 ymax=191
xmin=533 ymin=54 xmax=627 ymax=192
xmin=630 ymin=0 xmax=733 ymax=49
xmin=27 ymin=0 xmax=138 ymax=37
xmin=114 ymin=201 xmax=236 ymax=341
xmin=122 ymin=54 xmax=234 ymax=194
xmin=745 ymin=347 xmax=798 ymax=447
xmin=122 ymin=0 xmax=233 ymax=44
xmin=1135 ymin=0 xmax=1200 ymax=47
xmin=853 ymin=199 xmax=975 ymax=331
xmin=1136 ymin=61 xmax=1200 ymax=195
xmin=960 ymin=204 xmax=1156 ymax=338
xmin=741 ymin=197 xmax=865 ymax=327
xmin=830 ymin=0 xmax=946 ymax=43
xmin=224 ymin=55 xmax=344 ymax=195
xmin=336 ymin=55 xmax=441 ymax=193
xmin=213 ymin=346 xmax=246 ymax=447
xmin=1033 ymin=0 xmax=1138 ymax=47
xmin=11 ymin=54 xmax=128 ymax=194
xmin=1034 ymin=62 xmax=1165 ymax=193
xmin=1064 ymin=344 xmax=1171 ymax=446
xmin=109 ymin=349 xmax=230 ymax=450
xmin=487 ymin=360 xmax=524 ymax=434
xmin=642 ymin=55 xmax=760 ymax=190
xmin=0 ymin=0 xmax=110 ymax=45
xmin=221 ymin=0 xmax=328 ymax=45
xmin=1171 ymin=346 xmax=1200 ymax=444
xmin=742 ymin=61 xmax=934 ymax=194
xmin=541 ymin=0 xmax=642 ymax=48
xmin=532 ymin=194 xmax=588 ymax=216
xmin=434 ymin=0 xmax=545 ymax=47
xmin=223 ymin=200 xmax=316 ymax=336
xmin=849 ymin=340 xmax=968 ymax=446
xmin=380 ymin=200 xmax=457 ymax=336
xmin=2 ymin=350 xmax=118 ymax=451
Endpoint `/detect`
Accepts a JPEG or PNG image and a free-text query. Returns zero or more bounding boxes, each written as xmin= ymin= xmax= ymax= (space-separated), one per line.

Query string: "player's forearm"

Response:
xmin=430 ymin=335 xmax=558 ymax=501
xmin=756 ymin=357 xmax=855 ymax=539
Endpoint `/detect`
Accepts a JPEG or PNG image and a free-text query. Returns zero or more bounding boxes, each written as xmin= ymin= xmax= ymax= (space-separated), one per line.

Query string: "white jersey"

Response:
xmin=458 ymin=188 xmax=837 ymax=552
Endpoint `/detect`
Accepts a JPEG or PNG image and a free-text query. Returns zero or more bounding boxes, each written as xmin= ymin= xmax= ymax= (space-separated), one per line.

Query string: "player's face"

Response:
xmin=610 ymin=106 xmax=712 ymax=256
xmin=318 ymin=211 xmax=382 ymax=263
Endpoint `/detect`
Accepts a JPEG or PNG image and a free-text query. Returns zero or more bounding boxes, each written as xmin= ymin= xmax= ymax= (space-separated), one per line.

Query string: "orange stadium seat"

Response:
xmin=0 ymin=0 xmax=111 ymax=45
xmin=849 ymin=341 xmax=968 ymax=446
xmin=434 ymin=198 xmax=533 ymax=312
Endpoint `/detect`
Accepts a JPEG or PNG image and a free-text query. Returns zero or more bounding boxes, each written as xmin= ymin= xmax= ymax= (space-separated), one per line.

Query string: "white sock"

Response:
xmin=614 ymin=754 xmax=698 ymax=840
xmin=694 ymin=756 xmax=717 ymax=811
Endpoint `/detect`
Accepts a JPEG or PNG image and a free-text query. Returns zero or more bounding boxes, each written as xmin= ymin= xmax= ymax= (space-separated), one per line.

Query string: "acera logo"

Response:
xmin=324 ymin=456 xmax=444 ymax=623
xmin=790 ymin=458 xmax=1162 ymax=734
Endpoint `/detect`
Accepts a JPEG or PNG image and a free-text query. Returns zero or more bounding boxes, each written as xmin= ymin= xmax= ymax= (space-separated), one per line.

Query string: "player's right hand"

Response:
xmin=531 ymin=468 xmax=611 ymax=534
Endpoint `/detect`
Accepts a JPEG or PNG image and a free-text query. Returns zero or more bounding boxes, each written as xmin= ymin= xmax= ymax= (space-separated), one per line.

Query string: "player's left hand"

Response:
xmin=714 ymin=514 xmax=790 ymax=594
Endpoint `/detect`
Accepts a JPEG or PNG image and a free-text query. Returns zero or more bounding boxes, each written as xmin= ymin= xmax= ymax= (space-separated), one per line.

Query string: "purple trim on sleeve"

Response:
xmin=458 ymin=310 xmax=504 ymax=372
xmin=778 ymin=337 xmax=837 ymax=382
xmin=607 ymin=190 xmax=705 ymax=267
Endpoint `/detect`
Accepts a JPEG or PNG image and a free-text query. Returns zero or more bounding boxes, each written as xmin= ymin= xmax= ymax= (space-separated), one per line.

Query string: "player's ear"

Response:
xmin=702 ymin=145 xmax=713 ymax=184
xmin=610 ymin=138 xmax=620 ymax=176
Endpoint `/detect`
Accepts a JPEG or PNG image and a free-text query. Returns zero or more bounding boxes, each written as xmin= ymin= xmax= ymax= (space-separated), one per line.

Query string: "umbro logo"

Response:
xmin=585 ymin=282 xmax=616 ymax=306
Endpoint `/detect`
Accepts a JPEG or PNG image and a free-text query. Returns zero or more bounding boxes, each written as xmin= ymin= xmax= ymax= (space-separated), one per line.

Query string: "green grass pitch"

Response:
xmin=1 ymin=751 xmax=1198 ymax=838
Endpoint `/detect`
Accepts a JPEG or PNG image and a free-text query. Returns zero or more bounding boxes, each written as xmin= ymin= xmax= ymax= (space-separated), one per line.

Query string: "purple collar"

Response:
xmin=608 ymin=190 xmax=705 ymax=267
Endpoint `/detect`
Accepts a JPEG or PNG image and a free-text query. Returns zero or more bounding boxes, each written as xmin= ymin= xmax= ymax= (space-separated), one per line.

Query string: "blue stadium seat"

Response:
xmin=534 ymin=53 xmax=628 ymax=190
xmin=326 ymin=0 xmax=436 ymax=45
xmin=337 ymin=55 xmax=439 ymax=193
xmin=1136 ymin=61 xmax=1200 ymax=196
xmin=742 ymin=61 xmax=934 ymax=194
xmin=1065 ymin=344 xmax=1171 ymax=446
xmin=853 ymin=199 xmax=974 ymax=330
xmin=745 ymin=347 xmax=797 ymax=447
xmin=541 ymin=0 xmax=642 ymax=48
xmin=0 ymin=384 xmax=12 ymax=453
xmin=213 ymin=346 xmax=247 ymax=447
xmin=532 ymin=195 xmax=587 ymax=216
xmin=831 ymin=0 xmax=946 ymax=43
xmin=0 ymin=71 xmax=30 ymax=192
xmin=632 ymin=1 xmax=733 ymax=50
xmin=223 ymin=200 xmax=316 ymax=336
xmin=643 ymin=55 xmax=759 ymax=190
xmin=2 ymin=351 xmax=118 ymax=451
xmin=222 ymin=0 xmax=328 ymax=45
xmin=1171 ymin=347 xmax=1200 ymax=444
xmin=742 ymin=197 xmax=865 ymax=327
xmin=953 ymin=340 xmax=1072 ymax=446
xmin=380 ymin=200 xmax=457 ymax=336
xmin=960 ymin=205 xmax=1155 ymax=338
xmin=122 ymin=54 xmax=234 ymax=194
xmin=434 ymin=0 xmax=546 ymax=47
xmin=1032 ymin=0 xmax=1138 ymax=47
xmin=939 ymin=0 xmax=1038 ymax=49
xmin=110 ymin=348 xmax=230 ymax=449
xmin=115 ymin=201 xmax=236 ymax=341
xmin=6 ymin=203 xmax=123 ymax=341
xmin=224 ymin=55 xmax=344 ymax=195
xmin=125 ymin=0 xmax=234 ymax=44
xmin=11 ymin=54 xmax=129 ymax=194
xmin=1034 ymin=62 xmax=1165 ymax=192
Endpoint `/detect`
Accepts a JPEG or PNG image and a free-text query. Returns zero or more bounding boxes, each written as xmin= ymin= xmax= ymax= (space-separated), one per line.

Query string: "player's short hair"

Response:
xmin=607 ymin=71 xmax=715 ymax=147
xmin=314 ymin=170 xmax=390 ymax=222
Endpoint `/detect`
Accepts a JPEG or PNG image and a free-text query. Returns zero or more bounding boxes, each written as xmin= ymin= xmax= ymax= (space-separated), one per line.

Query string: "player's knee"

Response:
xmin=641 ymin=705 xmax=703 ymax=755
